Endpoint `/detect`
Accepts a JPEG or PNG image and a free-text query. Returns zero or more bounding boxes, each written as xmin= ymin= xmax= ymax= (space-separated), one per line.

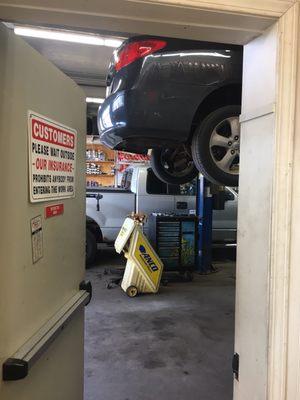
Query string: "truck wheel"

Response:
xmin=86 ymin=229 xmax=97 ymax=267
xmin=191 ymin=105 xmax=241 ymax=186
xmin=150 ymin=145 xmax=198 ymax=184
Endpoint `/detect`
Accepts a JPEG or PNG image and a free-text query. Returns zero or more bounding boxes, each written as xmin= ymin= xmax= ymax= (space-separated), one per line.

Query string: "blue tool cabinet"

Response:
xmin=148 ymin=214 xmax=197 ymax=272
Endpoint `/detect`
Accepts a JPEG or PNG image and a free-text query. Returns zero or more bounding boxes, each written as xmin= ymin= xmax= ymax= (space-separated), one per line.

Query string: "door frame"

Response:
xmin=1 ymin=1 xmax=299 ymax=399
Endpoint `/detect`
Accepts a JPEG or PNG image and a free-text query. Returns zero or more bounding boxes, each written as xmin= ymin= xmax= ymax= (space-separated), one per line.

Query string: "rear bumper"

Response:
xmin=97 ymin=89 xmax=186 ymax=153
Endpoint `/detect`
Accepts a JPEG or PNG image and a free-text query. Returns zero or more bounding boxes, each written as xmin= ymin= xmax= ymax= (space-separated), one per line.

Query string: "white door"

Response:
xmin=0 ymin=26 xmax=86 ymax=400
xmin=212 ymin=188 xmax=238 ymax=243
xmin=86 ymin=190 xmax=135 ymax=241
xmin=234 ymin=25 xmax=278 ymax=400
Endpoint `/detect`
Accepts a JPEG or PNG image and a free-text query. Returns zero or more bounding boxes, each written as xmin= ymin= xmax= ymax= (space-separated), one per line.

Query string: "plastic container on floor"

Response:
xmin=115 ymin=216 xmax=164 ymax=297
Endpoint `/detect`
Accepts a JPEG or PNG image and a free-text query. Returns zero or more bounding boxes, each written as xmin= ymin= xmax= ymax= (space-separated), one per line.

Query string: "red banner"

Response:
xmin=117 ymin=151 xmax=150 ymax=164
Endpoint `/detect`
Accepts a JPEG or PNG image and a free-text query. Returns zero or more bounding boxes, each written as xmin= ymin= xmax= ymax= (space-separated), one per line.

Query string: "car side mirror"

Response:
xmin=212 ymin=190 xmax=233 ymax=210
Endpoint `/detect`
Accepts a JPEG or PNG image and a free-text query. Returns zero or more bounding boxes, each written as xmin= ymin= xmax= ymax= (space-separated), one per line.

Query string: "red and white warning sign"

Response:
xmin=45 ymin=203 xmax=64 ymax=219
xmin=28 ymin=111 xmax=77 ymax=202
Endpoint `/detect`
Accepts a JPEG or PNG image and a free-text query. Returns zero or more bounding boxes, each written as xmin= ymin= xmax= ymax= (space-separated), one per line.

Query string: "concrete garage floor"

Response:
xmin=84 ymin=248 xmax=235 ymax=400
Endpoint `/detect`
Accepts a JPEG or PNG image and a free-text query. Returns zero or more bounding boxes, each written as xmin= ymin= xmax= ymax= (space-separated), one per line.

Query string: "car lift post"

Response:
xmin=195 ymin=174 xmax=215 ymax=273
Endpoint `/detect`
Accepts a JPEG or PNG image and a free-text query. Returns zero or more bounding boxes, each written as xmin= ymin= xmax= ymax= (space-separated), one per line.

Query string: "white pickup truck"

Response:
xmin=86 ymin=165 xmax=238 ymax=264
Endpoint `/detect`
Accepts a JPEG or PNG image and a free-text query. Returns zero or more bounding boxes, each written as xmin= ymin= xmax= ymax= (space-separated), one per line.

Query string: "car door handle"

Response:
xmin=176 ymin=201 xmax=187 ymax=209
xmin=86 ymin=193 xmax=103 ymax=211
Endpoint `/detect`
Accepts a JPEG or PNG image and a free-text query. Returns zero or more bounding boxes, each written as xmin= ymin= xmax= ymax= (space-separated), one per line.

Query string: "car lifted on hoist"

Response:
xmin=98 ymin=35 xmax=242 ymax=187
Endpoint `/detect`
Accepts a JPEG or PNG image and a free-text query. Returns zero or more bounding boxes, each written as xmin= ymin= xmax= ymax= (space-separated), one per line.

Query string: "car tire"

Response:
xmin=86 ymin=228 xmax=97 ymax=267
xmin=150 ymin=145 xmax=198 ymax=185
xmin=191 ymin=105 xmax=241 ymax=186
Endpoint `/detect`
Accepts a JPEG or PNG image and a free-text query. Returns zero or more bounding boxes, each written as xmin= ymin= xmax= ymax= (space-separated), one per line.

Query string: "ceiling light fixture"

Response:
xmin=104 ymin=38 xmax=123 ymax=48
xmin=14 ymin=26 xmax=123 ymax=48
xmin=86 ymin=97 xmax=105 ymax=104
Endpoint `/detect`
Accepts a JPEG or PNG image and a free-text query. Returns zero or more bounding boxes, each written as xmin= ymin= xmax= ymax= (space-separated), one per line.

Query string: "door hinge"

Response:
xmin=232 ymin=352 xmax=239 ymax=380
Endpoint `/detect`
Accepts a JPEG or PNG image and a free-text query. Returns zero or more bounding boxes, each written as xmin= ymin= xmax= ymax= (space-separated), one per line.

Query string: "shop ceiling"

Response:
xmin=3 ymin=22 xmax=124 ymax=95
xmin=20 ymin=36 xmax=117 ymax=88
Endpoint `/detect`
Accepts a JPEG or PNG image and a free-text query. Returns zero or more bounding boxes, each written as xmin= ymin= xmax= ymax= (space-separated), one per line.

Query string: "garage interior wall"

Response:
xmin=0 ymin=25 xmax=86 ymax=400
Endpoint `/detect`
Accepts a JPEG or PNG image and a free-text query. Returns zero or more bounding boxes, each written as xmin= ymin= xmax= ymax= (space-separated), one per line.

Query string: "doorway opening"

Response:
xmin=1 ymin=2 xmax=289 ymax=398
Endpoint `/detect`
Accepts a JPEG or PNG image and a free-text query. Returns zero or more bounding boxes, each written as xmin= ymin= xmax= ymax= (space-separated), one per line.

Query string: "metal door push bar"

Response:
xmin=2 ymin=280 xmax=92 ymax=381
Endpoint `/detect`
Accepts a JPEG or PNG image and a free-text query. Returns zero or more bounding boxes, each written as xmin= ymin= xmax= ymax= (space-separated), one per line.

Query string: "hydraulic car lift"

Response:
xmin=196 ymin=175 xmax=213 ymax=273
xmin=196 ymin=175 xmax=228 ymax=273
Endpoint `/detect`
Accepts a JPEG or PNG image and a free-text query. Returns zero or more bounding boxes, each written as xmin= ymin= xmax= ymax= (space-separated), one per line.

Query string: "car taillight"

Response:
xmin=115 ymin=39 xmax=167 ymax=72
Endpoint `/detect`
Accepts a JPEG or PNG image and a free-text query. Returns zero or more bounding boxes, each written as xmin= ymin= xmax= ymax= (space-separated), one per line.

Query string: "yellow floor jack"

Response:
xmin=115 ymin=214 xmax=164 ymax=297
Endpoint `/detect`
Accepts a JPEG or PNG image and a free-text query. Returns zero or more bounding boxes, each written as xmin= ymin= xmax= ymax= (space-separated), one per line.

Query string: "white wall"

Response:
xmin=234 ymin=24 xmax=278 ymax=400
xmin=286 ymin=11 xmax=300 ymax=396
xmin=80 ymin=85 xmax=106 ymax=99
xmin=0 ymin=1 xmax=279 ymax=45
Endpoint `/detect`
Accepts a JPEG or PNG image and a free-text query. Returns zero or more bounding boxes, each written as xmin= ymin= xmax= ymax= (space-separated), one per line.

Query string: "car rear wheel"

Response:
xmin=191 ymin=105 xmax=241 ymax=187
xmin=150 ymin=145 xmax=198 ymax=185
